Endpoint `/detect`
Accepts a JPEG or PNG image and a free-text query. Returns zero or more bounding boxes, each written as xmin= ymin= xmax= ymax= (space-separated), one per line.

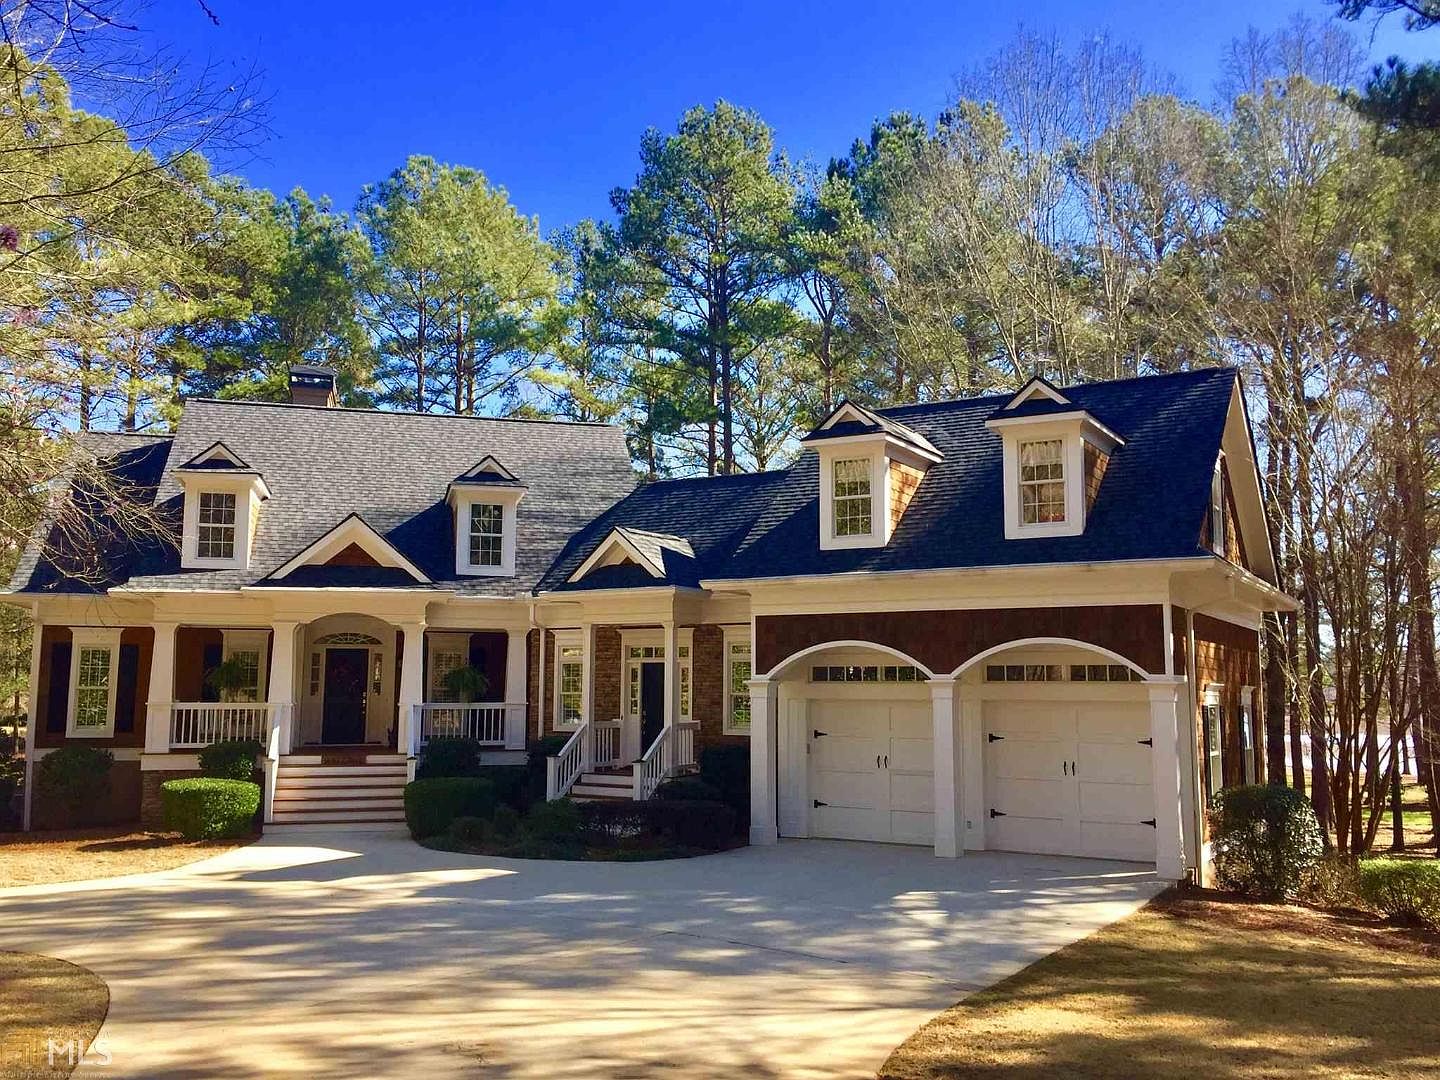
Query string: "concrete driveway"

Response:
xmin=3 ymin=834 xmax=1163 ymax=1079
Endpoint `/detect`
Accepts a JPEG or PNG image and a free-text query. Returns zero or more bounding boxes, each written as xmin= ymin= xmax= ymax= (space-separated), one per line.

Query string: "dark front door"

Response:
xmin=322 ymin=648 xmax=369 ymax=744
xmin=640 ymin=661 xmax=665 ymax=752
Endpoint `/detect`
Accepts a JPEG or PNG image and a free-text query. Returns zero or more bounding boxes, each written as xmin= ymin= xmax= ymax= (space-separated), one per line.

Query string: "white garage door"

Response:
xmin=983 ymin=699 xmax=1155 ymax=862
xmin=808 ymin=698 xmax=933 ymax=845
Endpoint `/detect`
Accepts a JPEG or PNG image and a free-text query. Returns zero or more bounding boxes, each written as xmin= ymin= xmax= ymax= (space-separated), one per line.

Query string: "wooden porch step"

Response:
xmin=276 ymin=766 xmax=408 ymax=781
xmin=266 ymin=818 xmax=407 ymax=834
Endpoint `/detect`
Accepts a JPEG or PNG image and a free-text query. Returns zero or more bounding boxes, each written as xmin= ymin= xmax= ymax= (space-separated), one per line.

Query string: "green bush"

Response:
xmin=524 ymin=797 xmax=582 ymax=842
xmin=403 ymin=777 xmax=497 ymax=840
xmin=577 ymin=799 xmax=736 ymax=852
xmin=654 ymin=800 xmax=736 ymax=851
xmin=448 ymin=815 xmax=490 ymax=847
xmin=491 ymin=803 xmax=521 ymax=841
xmin=161 ymin=778 xmax=260 ymax=839
xmin=0 ymin=756 xmax=24 ymax=827
xmin=1356 ymin=859 xmax=1440 ymax=928
xmin=416 ymin=737 xmax=484 ymax=779
xmin=36 ymin=746 xmax=113 ymax=826
xmin=474 ymin=765 xmax=532 ymax=812
xmin=699 ymin=744 xmax=749 ymax=834
xmin=1210 ymin=784 xmax=1324 ymax=900
xmin=1298 ymin=852 xmax=1362 ymax=910
xmin=198 ymin=739 xmax=263 ymax=781
xmin=654 ymin=777 xmax=723 ymax=802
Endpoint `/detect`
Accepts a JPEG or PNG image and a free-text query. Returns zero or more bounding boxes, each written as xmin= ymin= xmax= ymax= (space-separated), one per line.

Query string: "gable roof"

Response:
xmin=264 ymin=512 xmax=432 ymax=584
xmin=177 ymin=440 xmax=253 ymax=471
xmin=799 ymin=400 xmax=942 ymax=461
xmin=568 ymin=527 xmax=697 ymax=584
xmin=105 ymin=399 xmax=635 ymax=597
xmin=710 ymin=367 xmax=1244 ymax=582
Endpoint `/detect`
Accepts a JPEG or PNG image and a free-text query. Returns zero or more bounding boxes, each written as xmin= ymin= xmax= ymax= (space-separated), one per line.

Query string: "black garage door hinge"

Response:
xmin=813 ymin=730 xmax=829 ymax=738
xmin=987 ymin=733 xmax=1005 ymax=743
xmin=813 ymin=799 xmax=828 ymax=808
xmin=1141 ymin=818 xmax=1156 ymax=828
xmin=989 ymin=808 xmax=1006 ymax=818
xmin=1138 ymin=737 xmax=1154 ymax=746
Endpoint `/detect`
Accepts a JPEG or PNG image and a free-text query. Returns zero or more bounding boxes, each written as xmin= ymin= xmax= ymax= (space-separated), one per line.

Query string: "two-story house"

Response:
xmin=4 ymin=365 xmax=1293 ymax=882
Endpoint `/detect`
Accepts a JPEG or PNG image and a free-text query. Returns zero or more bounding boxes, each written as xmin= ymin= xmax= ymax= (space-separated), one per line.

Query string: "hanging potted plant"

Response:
xmin=205 ymin=657 xmax=257 ymax=703
xmin=441 ymin=665 xmax=489 ymax=704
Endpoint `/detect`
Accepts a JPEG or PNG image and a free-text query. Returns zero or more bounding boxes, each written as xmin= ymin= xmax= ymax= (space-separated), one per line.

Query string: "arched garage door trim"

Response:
xmin=764 ymin=639 xmax=936 ymax=681
xmin=950 ymin=636 xmax=1154 ymax=680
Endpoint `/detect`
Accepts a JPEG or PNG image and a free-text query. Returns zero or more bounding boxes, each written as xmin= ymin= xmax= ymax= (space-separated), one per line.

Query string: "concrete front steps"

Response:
xmin=571 ymin=770 xmax=635 ymax=802
xmin=268 ymin=753 xmax=409 ymax=833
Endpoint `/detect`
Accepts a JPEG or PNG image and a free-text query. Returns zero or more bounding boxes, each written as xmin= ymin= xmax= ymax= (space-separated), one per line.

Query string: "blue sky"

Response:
xmin=140 ymin=0 xmax=1439 ymax=233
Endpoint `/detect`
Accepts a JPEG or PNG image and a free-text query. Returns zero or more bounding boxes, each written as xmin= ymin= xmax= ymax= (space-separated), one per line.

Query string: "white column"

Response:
xmin=143 ymin=621 xmax=179 ymax=754
xmin=1147 ymin=677 xmax=1188 ymax=881
xmin=579 ymin=621 xmax=595 ymax=771
xmin=397 ymin=621 xmax=426 ymax=760
xmin=21 ymin=613 xmax=44 ymax=831
xmin=930 ymin=675 xmax=961 ymax=858
xmin=267 ymin=620 xmax=300 ymax=754
xmin=662 ymin=621 xmax=679 ymax=730
xmin=504 ymin=627 xmax=528 ymax=749
xmin=748 ymin=677 xmax=778 ymax=845
xmin=958 ymin=685 xmax=984 ymax=851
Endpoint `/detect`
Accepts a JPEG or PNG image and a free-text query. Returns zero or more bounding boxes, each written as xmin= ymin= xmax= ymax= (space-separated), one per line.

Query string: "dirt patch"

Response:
xmin=0 ymin=827 xmax=249 ymax=888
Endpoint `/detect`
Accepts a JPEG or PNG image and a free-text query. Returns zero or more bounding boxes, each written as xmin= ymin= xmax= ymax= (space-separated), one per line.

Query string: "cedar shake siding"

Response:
xmin=1200 ymin=461 xmax=1250 ymax=571
xmin=35 ymin=625 xmax=153 ymax=750
xmin=755 ymin=605 xmax=1167 ymax=678
xmin=887 ymin=460 xmax=926 ymax=533
xmin=1193 ymin=612 xmax=1262 ymax=791
xmin=1083 ymin=441 xmax=1109 ymax=515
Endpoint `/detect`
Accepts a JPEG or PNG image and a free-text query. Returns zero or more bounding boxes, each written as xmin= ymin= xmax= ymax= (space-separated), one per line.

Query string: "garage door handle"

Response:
xmin=1063 ymin=761 xmax=1068 ymax=776
xmin=883 ymin=754 xmax=888 ymax=767
xmin=876 ymin=754 xmax=881 ymax=768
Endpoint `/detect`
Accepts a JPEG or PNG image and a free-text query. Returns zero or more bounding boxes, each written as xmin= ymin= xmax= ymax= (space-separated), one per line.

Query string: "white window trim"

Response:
xmin=427 ymin=632 xmax=471 ymax=702
xmin=722 ymin=627 xmax=753 ymax=736
xmin=619 ymin=629 xmax=693 ymax=724
xmin=451 ymin=487 xmax=523 ymax=578
xmin=1240 ymin=684 xmax=1257 ymax=784
xmin=67 ymin=628 xmax=122 ymax=738
xmin=1211 ymin=456 xmax=1227 ymax=557
xmin=221 ymin=630 xmax=269 ymax=703
xmin=178 ymin=472 xmax=264 ymax=571
xmin=1203 ymin=683 xmax=1225 ymax=800
xmin=989 ymin=413 xmax=1121 ymax=542
xmin=552 ymin=630 xmax=584 ymax=730
xmin=817 ymin=442 xmax=888 ymax=550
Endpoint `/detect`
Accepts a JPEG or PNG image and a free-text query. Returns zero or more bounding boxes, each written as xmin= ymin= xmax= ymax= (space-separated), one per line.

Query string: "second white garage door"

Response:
xmin=808 ymin=698 xmax=933 ymax=845
xmin=983 ymin=699 xmax=1156 ymax=862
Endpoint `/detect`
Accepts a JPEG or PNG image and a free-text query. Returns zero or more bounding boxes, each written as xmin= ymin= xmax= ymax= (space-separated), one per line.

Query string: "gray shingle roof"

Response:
xmin=120 ymin=399 xmax=636 ymax=596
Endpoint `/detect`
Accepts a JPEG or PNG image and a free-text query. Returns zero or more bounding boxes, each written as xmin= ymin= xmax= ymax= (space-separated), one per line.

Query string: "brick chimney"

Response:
xmin=288 ymin=365 xmax=338 ymax=407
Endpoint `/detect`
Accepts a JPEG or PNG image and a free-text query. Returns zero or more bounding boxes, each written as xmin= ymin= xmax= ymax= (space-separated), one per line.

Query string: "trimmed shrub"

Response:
xmin=577 ymin=798 xmax=736 ymax=852
xmin=699 ymin=744 xmax=749 ymax=834
xmin=490 ymin=804 xmax=521 ymax=842
xmin=0 ymin=755 xmax=24 ymax=828
xmin=403 ymin=777 xmax=497 ymax=840
xmin=1356 ymin=859 xmax=1440 ymax=928
xmin=416 ymin=737 xmax=484 ymax=779
xmin=654 ymin=777 xmax=723 ymax=803
xmin=36 ymin=746 xmax=113 ymax=826
xmin=198 ymin=739 xmax=263 ymax=781
xmin=474 ymin=765 xmax=532 ymax=812
xmin=1210 ymin=784 xmax=1324 ymax=900
xmin=524 ymin=734 xmax=574 ymax=804
xmin=524 ymin=797 xmax=582 ymax=842
xmin=448 ymin=815 xmax=490 ymax=847
xmin=161 ymin=778 xmax=260 ymax=839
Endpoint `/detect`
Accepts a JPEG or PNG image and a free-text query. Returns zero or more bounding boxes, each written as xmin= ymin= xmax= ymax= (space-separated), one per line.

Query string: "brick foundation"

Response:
xmin=140 ymin=768 xmax=203 ymax=829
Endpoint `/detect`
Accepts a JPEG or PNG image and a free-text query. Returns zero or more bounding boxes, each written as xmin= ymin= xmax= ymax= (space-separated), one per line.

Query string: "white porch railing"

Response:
xmin=168 ymin=703 xmax=274 ymax=749
xmin=592 ymin=718 xmax=622 ymax=769
xmin=633 ymin=721 xmax=699 ymax=801
xmin=546 ymin=718 xmax=591 ymax=800
xmin=416 ymin=703 xmax=526 ymax=749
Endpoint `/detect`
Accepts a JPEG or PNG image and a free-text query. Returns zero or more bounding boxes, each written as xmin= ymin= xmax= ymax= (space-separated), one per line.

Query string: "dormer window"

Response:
xmin=174 ymin=441 xmax=270 ymax=570
xmin=447 ymin=457 xmax=526 ymax=578
xmin=1019 ymin=440 xmax=1065 ymax=524
xmin=468 ymin=503 xmax=504 ymax=568
xmin=197 ymin=492 xmax=238 ymax=559
xmin=832 ymin=458 xmax=874 ymax=538
xmin=987 ymin=378 xmax=1123 ymax=541
xmin=800 ymin=401 xmax=942 ymax=552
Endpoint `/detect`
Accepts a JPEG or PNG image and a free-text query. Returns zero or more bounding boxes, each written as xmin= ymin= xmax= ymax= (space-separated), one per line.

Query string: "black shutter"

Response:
xmin=201 ymin=642 xmax=223 ymax=703
xmin=114 ymin=643 xmax=140 ymax=733
xmin=45 ymin=641 xmax=71 ymax=733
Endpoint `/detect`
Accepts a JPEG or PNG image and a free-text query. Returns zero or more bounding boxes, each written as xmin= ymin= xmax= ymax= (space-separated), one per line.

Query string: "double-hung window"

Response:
xmin=68 ymin=629 xmax=121 ymax=737
xmin=723 ymin=631 xmax=753 ymax=735
xmin=1203 ymin=689 xmax=1225 ymax=803
xmin=554 ymin=636 xmax=584 ymax=728
xmin=832 ymin=458 xmax=873 ymax=537
xmin=197 ymin=492 xmax=238 ymax=559
xmin=1019 ymin=439 xmax=1066 ymax=524
xmin=469 ymin=503 xmax=504 ymax=568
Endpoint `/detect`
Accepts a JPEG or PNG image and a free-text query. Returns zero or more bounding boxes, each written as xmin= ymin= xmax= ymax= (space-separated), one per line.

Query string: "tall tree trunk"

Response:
xmin=1263 ymin=611 xmax=1287 ymax=785
xmin=1397 ymin=449 xmax=1440 ymax=856
xmin=1287 ymin=612 xmax=1306 ymax=796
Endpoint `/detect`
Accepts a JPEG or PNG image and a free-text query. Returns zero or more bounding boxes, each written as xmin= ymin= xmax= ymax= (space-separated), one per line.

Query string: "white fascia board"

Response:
xmin=800 ymin=430 xmax=943 ymax=465
xmin=268 ymin=515 xmax=432 ymax=583
xmin=984 ymin=410 xmax=1125 ymax=449
xmin=1004 ymin=377 xmax=1071 ymax=409
xmin=569 ymin=529 xmax=666 ymax=581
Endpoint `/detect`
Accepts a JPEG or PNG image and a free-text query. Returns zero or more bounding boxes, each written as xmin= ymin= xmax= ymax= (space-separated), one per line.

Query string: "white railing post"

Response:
xmin=263 ymin=703 xmax=284 ymax=825
xmin=546 ymin=755 xmax=559 ymax=800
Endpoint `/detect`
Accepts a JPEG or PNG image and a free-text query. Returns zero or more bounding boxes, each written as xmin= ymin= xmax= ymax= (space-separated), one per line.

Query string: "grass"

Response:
xmin=880 ymin=890 xmax=1440 ymax=1080
xmin=0 ymin=951 xmax=109 ymax=1077
xmin=0 ymin=826 xmax=249 ymax=888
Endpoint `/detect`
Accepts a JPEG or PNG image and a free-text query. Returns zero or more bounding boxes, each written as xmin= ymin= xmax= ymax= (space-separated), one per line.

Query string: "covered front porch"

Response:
xmin=138 ymin=600 xmax=532 ymax=819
